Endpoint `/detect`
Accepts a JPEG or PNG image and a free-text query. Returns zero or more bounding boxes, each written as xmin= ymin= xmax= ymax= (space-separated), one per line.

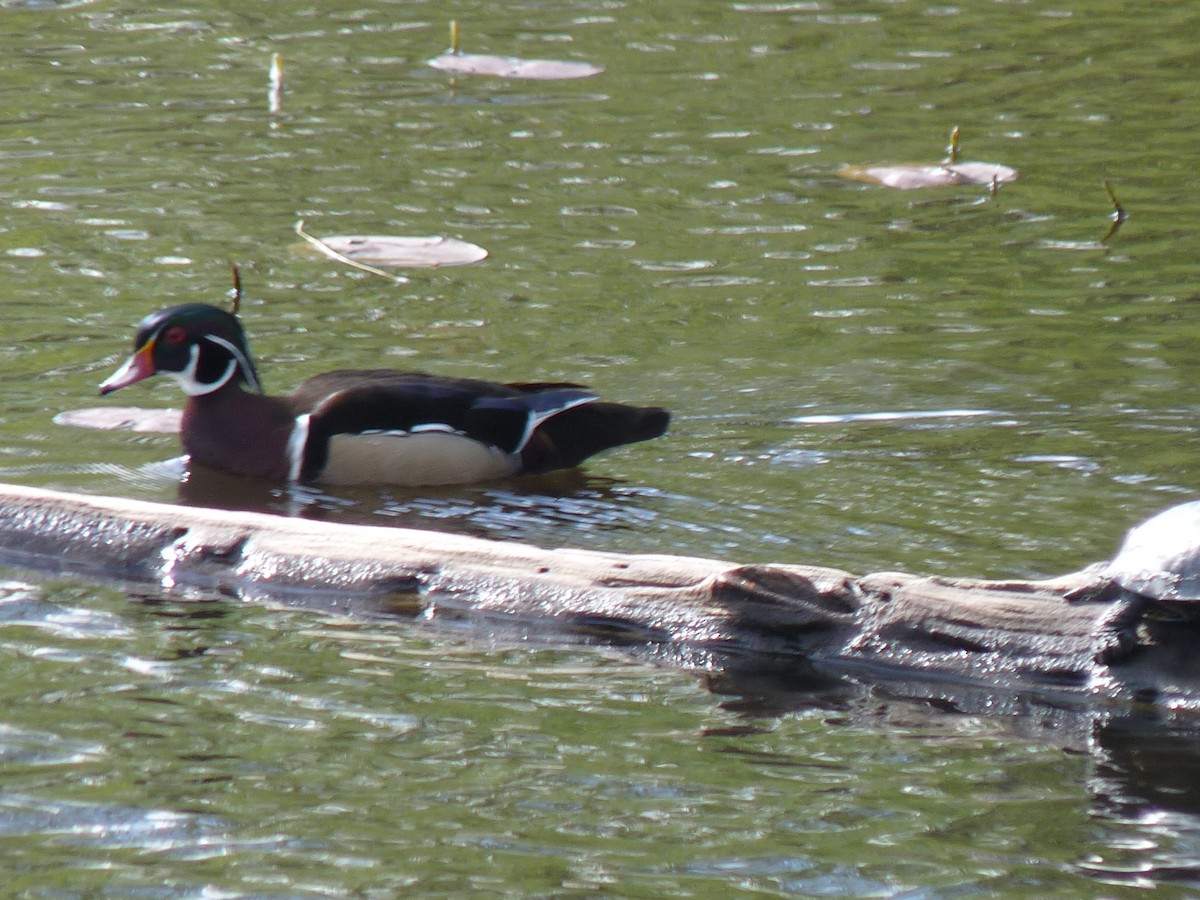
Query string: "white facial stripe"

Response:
xmin=204 ymin=334 xmax=261 ymax=392
xmin=164 ymin=344 xmax=239 ymax=397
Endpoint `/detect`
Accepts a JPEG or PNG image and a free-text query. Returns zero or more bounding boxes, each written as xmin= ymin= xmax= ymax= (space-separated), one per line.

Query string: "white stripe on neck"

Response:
xmin=286 ymin=414 xmax=312 ymax=482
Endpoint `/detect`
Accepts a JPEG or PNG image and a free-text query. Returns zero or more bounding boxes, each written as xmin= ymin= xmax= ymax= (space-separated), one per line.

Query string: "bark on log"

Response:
xmin=0 ymin=482 xmax=1195 ymax=709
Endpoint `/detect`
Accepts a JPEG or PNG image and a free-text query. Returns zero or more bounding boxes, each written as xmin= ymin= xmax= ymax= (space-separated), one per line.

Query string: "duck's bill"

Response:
xmin=99 ymin=346 xmax=156 ymax=395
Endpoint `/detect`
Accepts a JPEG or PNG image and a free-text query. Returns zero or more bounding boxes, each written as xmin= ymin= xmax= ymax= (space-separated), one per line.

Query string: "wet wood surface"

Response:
xmin=0 ymin=482 xmax=1194 ymax=708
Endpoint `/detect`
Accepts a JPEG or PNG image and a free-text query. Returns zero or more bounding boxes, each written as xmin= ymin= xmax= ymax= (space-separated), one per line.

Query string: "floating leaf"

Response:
xmin=55 ymin=407 xmax=181 ymax=433
xmin=296 ymin=234 xmax=489 ymax=268
xmin=428 ymin=52 xmax=603 ymax=80
xmin=295 ymin=220 xmax=409 ymax=283
xmin=429 ymin=20 xmax=602 ymax=80
xmin=838 ymin=162 xmax=1018 ymax=190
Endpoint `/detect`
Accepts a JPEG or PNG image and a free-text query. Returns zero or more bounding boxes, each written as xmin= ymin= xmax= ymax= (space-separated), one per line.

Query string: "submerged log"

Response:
xmin=0 ymin=482 xmax=1194 ymax=709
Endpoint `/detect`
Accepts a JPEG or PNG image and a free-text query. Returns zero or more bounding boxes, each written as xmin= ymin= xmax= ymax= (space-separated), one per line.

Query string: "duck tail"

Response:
xmin=520 ymin=402 xmax=670 ymax=473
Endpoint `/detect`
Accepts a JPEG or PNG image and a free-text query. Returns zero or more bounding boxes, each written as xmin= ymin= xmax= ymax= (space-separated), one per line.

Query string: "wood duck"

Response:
xmin=99 ymin=303 xmax=670 ymax=486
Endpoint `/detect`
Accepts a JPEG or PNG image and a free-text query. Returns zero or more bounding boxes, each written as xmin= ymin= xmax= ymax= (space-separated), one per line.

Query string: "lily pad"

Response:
xmin=838 ymin=162 xmax=1018 ymax=190
xmin=55 ymin=406 xmax=182 ymax=433
xmin=428 ymin=51 xmax=603 ymax=80
xmin=297 ymin=235 xmax=488 ymax=269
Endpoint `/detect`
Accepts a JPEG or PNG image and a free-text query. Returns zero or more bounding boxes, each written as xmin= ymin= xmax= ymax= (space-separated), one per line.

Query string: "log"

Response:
xmin=0 ymin=482 xmax=1195 ymax=710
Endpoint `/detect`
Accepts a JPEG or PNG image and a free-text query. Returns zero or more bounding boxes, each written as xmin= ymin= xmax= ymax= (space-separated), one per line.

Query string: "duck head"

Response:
xmin=100 ymin=303 xmax=263 ymax=397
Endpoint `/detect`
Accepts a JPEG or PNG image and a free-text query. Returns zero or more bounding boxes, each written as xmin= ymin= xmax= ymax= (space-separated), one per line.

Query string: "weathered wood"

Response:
xmin=0 ymin=482 xmax=1195 ymax=709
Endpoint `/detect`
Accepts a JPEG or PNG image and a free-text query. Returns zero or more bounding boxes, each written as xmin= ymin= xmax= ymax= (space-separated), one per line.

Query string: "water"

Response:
xmin=0 ymin=0 xmax=1199 ymax=894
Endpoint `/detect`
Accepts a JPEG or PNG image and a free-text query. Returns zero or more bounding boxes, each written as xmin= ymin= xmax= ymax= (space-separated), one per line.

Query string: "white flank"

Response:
xmin=319 ymin=432 xmax=516 ymax=486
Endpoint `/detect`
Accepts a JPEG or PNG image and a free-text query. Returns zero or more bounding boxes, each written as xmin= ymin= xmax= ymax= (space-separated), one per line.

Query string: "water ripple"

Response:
xmin=789 ymin=409 xmax=1000 ymax=426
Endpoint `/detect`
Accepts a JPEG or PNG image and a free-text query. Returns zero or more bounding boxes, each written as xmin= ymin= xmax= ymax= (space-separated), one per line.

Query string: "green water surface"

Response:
xmin=0 ymin=0 xmax=1198 ymax=895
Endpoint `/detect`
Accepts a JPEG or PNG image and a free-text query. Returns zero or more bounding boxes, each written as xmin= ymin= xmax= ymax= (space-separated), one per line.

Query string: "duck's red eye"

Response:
xmin=163 ymin=326 xmax=187 ymax=345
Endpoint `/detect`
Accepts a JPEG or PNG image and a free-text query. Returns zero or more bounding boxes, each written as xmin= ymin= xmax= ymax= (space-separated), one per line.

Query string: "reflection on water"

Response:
xmin=0 ymin=564 xmax=1197 ymax=893
xmin=708 ymin=658 xmax=1200 ymax=892
xmin=176 ymin=462 xmax=671 ymax=547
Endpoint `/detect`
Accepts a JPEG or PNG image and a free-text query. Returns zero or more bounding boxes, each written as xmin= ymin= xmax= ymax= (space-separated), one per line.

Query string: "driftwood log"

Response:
xmin=0 ymin=482 xmax=1196 ymax=712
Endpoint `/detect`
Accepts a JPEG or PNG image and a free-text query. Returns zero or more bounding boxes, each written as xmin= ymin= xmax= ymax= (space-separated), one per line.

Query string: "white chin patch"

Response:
xmin=318 ymin=432 xmax=517 ymax=486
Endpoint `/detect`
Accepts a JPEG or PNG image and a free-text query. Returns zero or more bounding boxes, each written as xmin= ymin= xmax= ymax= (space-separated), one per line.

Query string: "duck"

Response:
xmin=99 ymin=303 xmax=670 ymax=486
